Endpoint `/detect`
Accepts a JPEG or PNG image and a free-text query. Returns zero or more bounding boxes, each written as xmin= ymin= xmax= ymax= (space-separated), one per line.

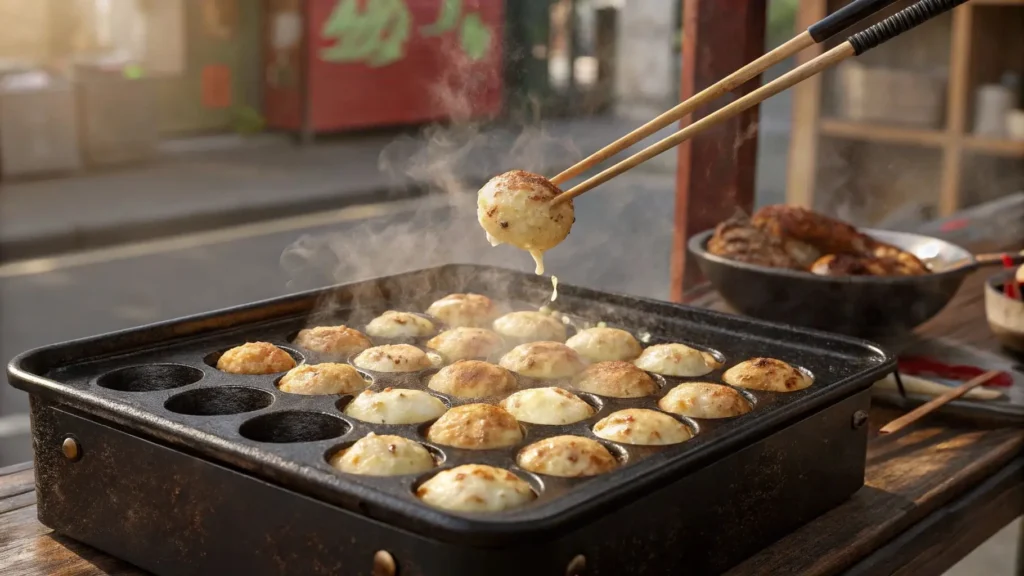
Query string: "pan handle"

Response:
xmin=971 ymin=249 xmax=1024 ymax=269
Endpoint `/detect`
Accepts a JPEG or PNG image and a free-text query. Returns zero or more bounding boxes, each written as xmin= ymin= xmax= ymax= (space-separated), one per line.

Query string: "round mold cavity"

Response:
xmin=239 ymin=411 xmax=350 ymax=443
xmin=410 ymin=465 xmax=543 ymax=508
xmin=323 ymin=439 xmax=446 ymax=472
xmin=203 ymin=345 xmax=304 ymax=373
xmin=165 ymin=386 xmax=274 ymax=416
xmin=273 ymin=369 xmax=374 ymax=396
xmin=575 ymin=392 xmax=604 ymax=413
xmin=597 ymin=440 xmax=630 ymax=466
xmin=97 ymin=364 xmax=204 ymax=392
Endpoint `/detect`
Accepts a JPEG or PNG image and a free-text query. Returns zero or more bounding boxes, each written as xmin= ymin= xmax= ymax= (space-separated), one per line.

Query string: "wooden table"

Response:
xmin=3 ymin=223 xmax=1024 ymax=575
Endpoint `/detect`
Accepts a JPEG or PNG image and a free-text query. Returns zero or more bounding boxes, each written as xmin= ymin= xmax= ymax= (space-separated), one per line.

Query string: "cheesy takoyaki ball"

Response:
xmin=364 ymin=311 xmax=435 ymax=339
xmin=427 ymin=360 xmax=518 ymax=399
xmin=216 ymin=342 xmax=296 ymax=375
xmin=278 ymin=363 xmax=368 ymax=395
xmin=426 ymin=328 xmax=505 ymax=363
xmin=658 ymin=382 xmax=752 ymax=419
xmin=722 ymin=358 xmax=813 ymax=392
xmin=426 ymin=293 xmax=500 ymax=328
xmin=477 ymin=170 xmax=574 ymax=274
xmin=565 ymin=327 xmax=642 ymax=363
xmin=417 ymin=465 xmax=535 ymax=513
xmin=426 ymin=404 xmax=523 ymax=450
xmin=329 ymin=433 xmax=435 ymax=476
xmin=343 ymin=388 xmax=448 ymax=425
xmin=499 ymin=387 xmax=594 ymax=425
xmin=352 ymin=344 xmax=436 ymax=373
xmin=499 ymin=342 xmax=587 ymax=380
xmin=517 ymin=436 xmax=617 ymax=477
xmin=634 ymin=343 xmax=722 ymax=377
xmin=492 ymin=311 xmax=567 ymax=344
xmin=592 ymin=409 xmax=692 ymax=446
xmin=292 ymin=325 xmax=371 ymax=357
xmin=571 ymin=361 xmax=659 ymax=398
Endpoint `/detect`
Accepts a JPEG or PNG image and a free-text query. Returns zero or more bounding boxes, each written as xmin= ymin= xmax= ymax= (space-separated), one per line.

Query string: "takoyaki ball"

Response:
xmin=499 ymin=387 xmax=594 ymax=425
xmin=278 ymin=363 xmax=368 ymax=395
xmin=426 ymin=404 xmax=523 ymax=450
xmin=492 ymin=310 xmax=567 ymax=344
xmin=517 ymin=436 xmax=618 ymax=477
xmin=477 ymin=170 xmax=574 ymax=275
xmin=292 ymin=325 xmax=371 ymax=357
xmin=365 ymin=311 xmax=435 ymax=339
xmin=426 ymin=328 xmax=505 ymax=362
xmin=658 ymin=382 xmax=752 ymax=419
xmin=722 ymin=358 xmax=813 ymax=392
xmin=499 ymin=341 xmax=587 ymax=380
xmin=329 ymin=433 xmax=435 ymax=476
xmin=592 ymin=409 xmax=692 ymax=446
xmin=572 ymin=361 xmax=658 ymax=398
xmin=344 ymin=388 xmax=447 ymax=425
xmin=427 ymin=360 xmax=518 ymax=399
xmin=633 ymin=343 xmax=722 ymax=377
xmin=426 ymin=293 xmax=500 ymax=328
xmin=216 ymin=342 xmax=296 ymax=375
xmin=416 ymin=464 xmax=535 ymax=513
xmin=352 ymin=344 xmax=435 ymax=373
xmin=565 ymin=327 xmax=642 ymax=363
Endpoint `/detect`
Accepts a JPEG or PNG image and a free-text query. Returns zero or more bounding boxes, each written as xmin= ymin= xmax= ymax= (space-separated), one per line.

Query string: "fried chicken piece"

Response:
xmin=753 ymin=205 xmax=929 ymax=276
xmin=706 ymin=213 xmax=802 ymax=269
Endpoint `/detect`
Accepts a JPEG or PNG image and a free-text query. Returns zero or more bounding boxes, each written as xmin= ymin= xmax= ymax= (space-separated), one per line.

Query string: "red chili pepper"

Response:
xmin=1002 ymin=254 xmax=1019 ymax=299
xmin=898 ymin=355 xmax=1013 ymax=387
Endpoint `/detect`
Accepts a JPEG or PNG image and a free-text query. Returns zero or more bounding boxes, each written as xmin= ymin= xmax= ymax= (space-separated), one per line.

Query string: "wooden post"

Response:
xmin=671 ymin=0 xmax=766 ymax=300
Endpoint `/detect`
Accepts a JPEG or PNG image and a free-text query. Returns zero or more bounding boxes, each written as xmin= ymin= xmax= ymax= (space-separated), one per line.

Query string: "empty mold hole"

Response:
xmin=165 ymin=386 xmax=274 ymax=416
xmin=97 ymin=364 xmax=204 ymax=392
xmin=239 ymin=411 xmax=350 ymax=443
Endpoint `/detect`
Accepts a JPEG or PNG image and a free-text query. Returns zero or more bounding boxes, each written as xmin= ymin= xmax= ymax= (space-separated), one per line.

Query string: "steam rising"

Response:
xmin=280 ymin=43 xmax=677 ymax=325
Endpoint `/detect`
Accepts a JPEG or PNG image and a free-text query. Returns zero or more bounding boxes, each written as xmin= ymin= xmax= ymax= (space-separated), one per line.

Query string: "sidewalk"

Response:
xmin=0 ymin=115 xmax=683 ymax=262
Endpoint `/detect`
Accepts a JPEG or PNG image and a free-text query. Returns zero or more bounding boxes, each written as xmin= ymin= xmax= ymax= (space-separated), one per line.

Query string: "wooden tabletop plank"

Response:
xmin=850 ymin=457 xmax=1024 ymax=576
xmin=727 ymin=414 xmax=1024 ymax=575
xmin=0 ymin=469 xmax=35 ymax=501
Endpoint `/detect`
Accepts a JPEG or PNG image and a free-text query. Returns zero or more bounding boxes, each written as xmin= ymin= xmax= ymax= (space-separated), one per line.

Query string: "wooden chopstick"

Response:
xmin=547 ymin=32 xmax=815 ymax=187
xmin=551 ymin=0 xmax=968 ymax=205
xmin=551 ymin=42 xmax=855 ymax=205
xmin=878 ymin=370 xmax=1002 ymax=435
xmin=548 ymin=0 xmax=904 ymax=187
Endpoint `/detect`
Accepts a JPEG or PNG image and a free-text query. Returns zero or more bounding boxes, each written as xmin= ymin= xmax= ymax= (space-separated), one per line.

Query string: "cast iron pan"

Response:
xmin=687 ymin=228 xmax=1018 ymax=338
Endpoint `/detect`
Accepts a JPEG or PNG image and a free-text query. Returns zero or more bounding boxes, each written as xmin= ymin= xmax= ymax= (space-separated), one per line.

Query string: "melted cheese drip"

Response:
xmin=550 ymin=276 xmax=559 ymax=302
xmin=529 ymin=250 xmax=545 ymax=275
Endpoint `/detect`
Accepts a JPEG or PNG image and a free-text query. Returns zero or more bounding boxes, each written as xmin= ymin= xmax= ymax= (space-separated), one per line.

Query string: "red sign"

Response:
xmin=300 ymin=0 xmax=504 ymax=131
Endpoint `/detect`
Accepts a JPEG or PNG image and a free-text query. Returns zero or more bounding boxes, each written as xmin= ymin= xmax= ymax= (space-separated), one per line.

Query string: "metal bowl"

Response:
xmin=688 ymin=228 xmax=978 ymax=337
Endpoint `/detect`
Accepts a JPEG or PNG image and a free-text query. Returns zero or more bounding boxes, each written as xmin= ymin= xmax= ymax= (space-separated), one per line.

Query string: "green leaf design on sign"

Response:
xmin=320 ymin=0 xmax=412 ymax=67
xmin=459 ymin=12 xmax=491 ymax=61
xmin=421 ymin=0 xmax=461 ymax=36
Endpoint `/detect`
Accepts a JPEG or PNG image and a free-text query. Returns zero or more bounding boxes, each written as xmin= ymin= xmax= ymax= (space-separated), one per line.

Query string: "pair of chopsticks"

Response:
xmin=550 ymin=0 xmax=970 ymax=205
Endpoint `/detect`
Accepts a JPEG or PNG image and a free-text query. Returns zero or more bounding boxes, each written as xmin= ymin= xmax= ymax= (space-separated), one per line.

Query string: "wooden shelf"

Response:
xmin=789 ymin=1 xmax=1024 ymax=217
xmin=818 ymin=119 xmax=947 ymax=147
xmin=963 ymin=136 xmax=1024 ymax=156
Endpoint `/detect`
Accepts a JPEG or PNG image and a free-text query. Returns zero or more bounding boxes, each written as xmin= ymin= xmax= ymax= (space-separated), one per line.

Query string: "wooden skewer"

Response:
xmin=547 ymin=32 xmax=815 ymax=187
xmin=878 ymin=370 xmax=1002 ymax=435
xmin=548 ymin=0 xmax=903 ymax=187
xmin=551 ymin=0 xmax=968 ymax=205
xmin=551 ymin=42 xmax=856 ymax=205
